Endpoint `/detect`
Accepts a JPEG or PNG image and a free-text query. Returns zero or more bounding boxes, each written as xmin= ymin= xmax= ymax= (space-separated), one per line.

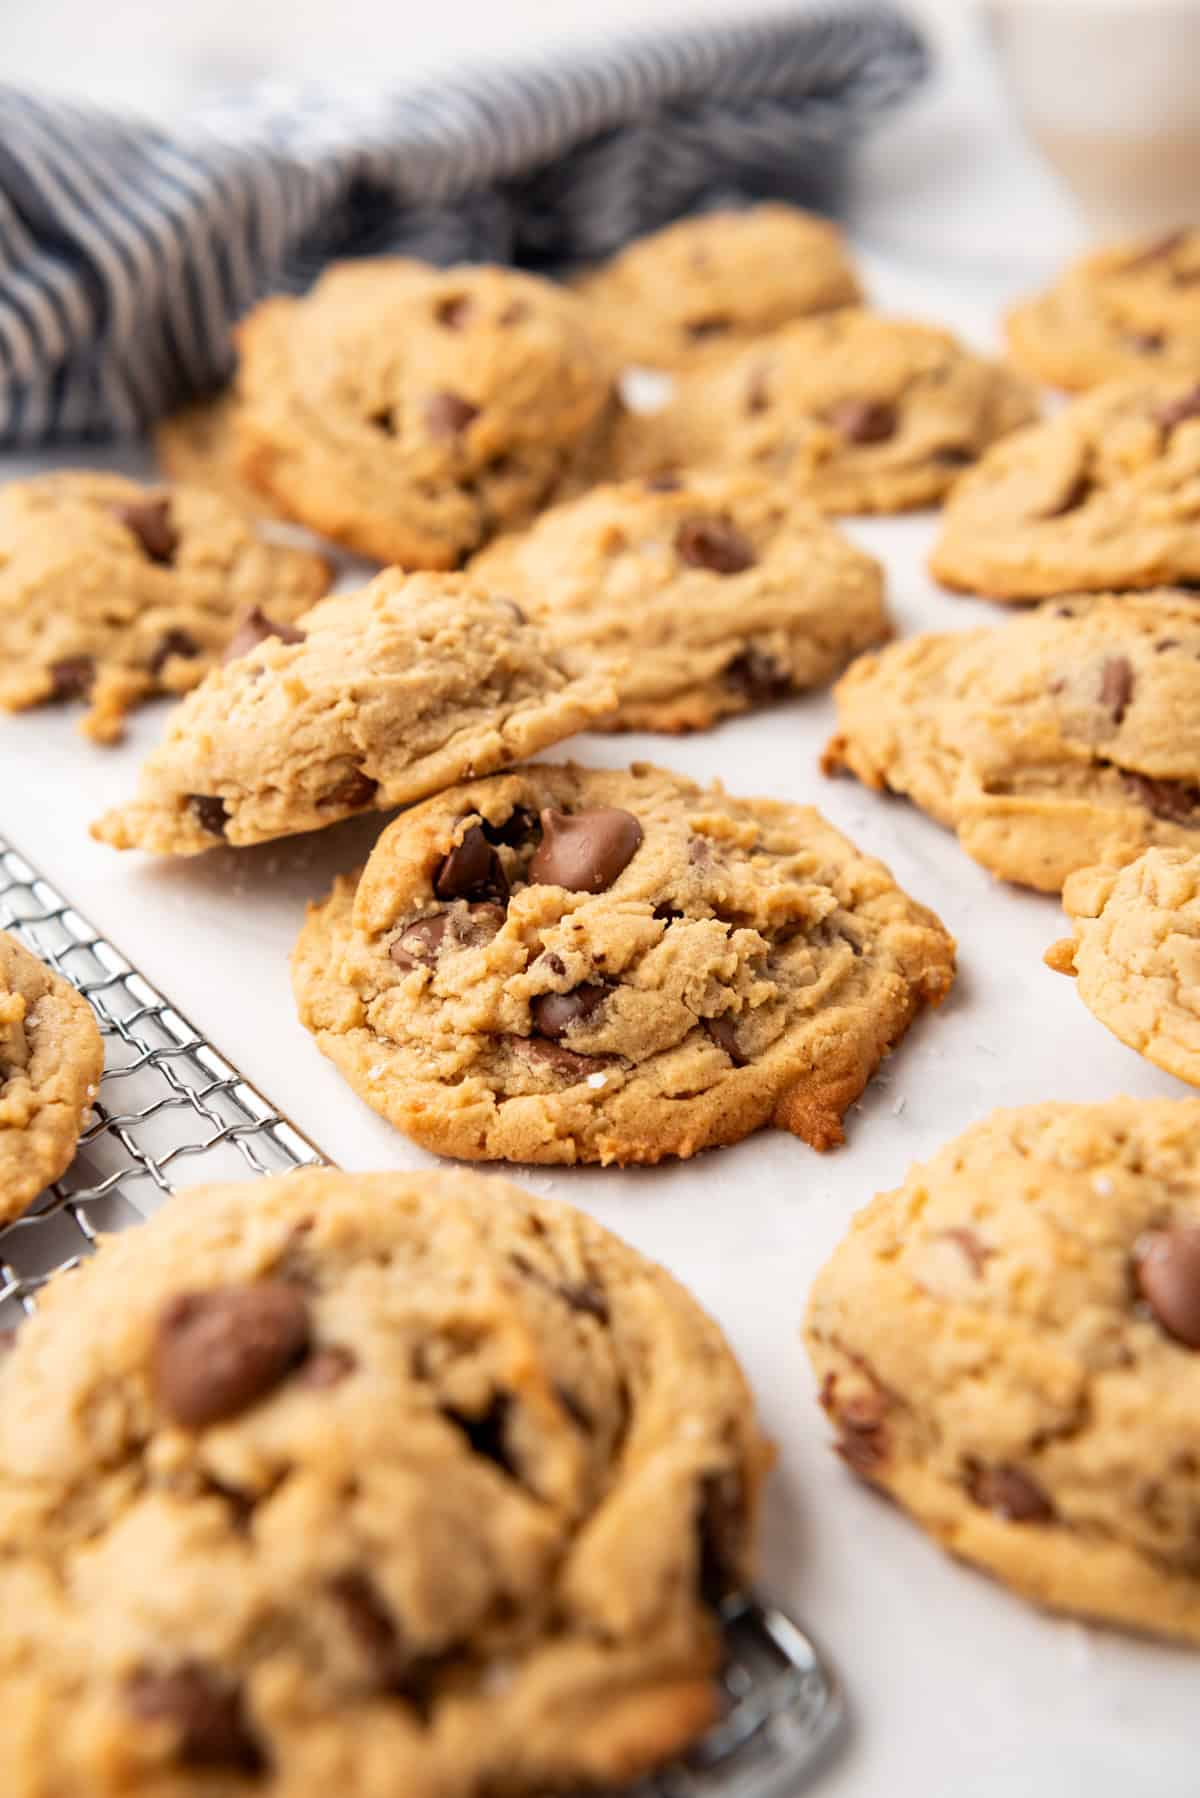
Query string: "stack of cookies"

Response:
xmin=6 ymin=205 xmax=1200 ymax=1791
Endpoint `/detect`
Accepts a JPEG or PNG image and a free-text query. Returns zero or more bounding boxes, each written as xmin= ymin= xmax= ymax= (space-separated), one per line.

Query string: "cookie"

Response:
xmin=931 ymin=376 xmax=1200 ymax=598
xmin=156 ymin=390 xmax=282 ymax=520
xmin=1047 ymin=847 xmax=1200 ymax=1086
xmin=573 ymin=204 xmax=862 ymax=370
xmin=1007 ymin=229 xmax=1200 ymax=392
xmin=0 ymin=1165 xmax=771 ymax=1794
xmin=806 ymin=1098 xmax=1200 ymax=1643
xmin=235 ymin=259 xmax=614 ymax=567
xmin=0 ymin=472 xmax=331 ymax=744
xmin=469 ymin=470 xmax=889 ymax=734
xmin=0 ymin=928 xmax=102 ymax=1223
xmin=823 ymin=591 xmax=1200 ymax=892
xmin=292 ymin=762 xmax=955 ymax=1165
xmin=92 ymin=570 xmax=617 ymax=856
xmin=608 ymin=311 xmax=1038 ymax=514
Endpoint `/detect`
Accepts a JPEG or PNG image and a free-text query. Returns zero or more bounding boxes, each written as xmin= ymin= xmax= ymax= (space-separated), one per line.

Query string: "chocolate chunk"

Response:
xmin=115 ymin=496 xmax=178 ymax=564
xmin=49 ymin=654 xmax=95 ymax=700
xmin=1123 ymin=772 xmax=1200 ymax=825
xmin=368 ymin=408 xmax=395 ymax=434
xmin=511 ymin=1035 xmax=611 ymax=1079
xmin=425 ymin=390 xmax=479 ymax=438
xmin=1100 ymin=654 xmax=1134 ymax=724
xmin=149 ymin=628 xmax=199 ymax=675
xmin=299 ymin=1344 xmax=357 ymax=1388
xmin=187 ymin=794 xmax=229 ymax=838
xmin=528 ymin=807 xmax=643 ymax=893
xmin=827 ymin=397 xmax=897 ymax=445
xmin=696 ymin=1471 xmax=745 ymax=1606
xmin=675 ymin=516 xmax=756 ymax=575
xmin=723 ymin=646 xmax=793 ymax=702
xmin=705 ymin=1015 xmax=746 ymax=1067
xmin=153 ymin=1282 xmax=310 ymax=1428
xmin=224 ymin=606 xmax=306 ymax=664
xmin=481 ymin=805 xmax=538 ymax=849
xmin=685 ymin=313 xmax=732 ymax=341
xmin=127 ymin=1664 xmax=262 ymax=1770
xmin=967 ymin=1463 xmax=1054 ymax=1523
xmin=1136 ymin=1225 xmax=1200 ymax=1347
xmin=434 ymin=824 xmax=508 ymax=902
xmin=531 ymin=983 xmax=609 ymax=1040
xmin=435 ymin=294 xmax=472 ymax=330
xmin=1155 ymin=385 xmax=1200 ymax=430
xmin=653 ymin=901 xmax=684 ymax=923
xmin=1125 ymin=229 xmax=1187 ymax=268
xmin=331 ymin=1572 xmax=406 ymax=1685
xmin=321 ymin=767 xmax=378 ymax=811
xmin=644 ymin=472 xmax=682 ymax=493
xmin=390 ymin=914 xmax=450 ymax=969
xmin=443 ymin=1395 xmax=516 ymax=1478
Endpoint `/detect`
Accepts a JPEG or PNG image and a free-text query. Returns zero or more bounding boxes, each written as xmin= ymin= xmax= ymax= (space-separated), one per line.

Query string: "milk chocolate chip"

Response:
xmin=1100 ymin=654 xmax=1134 ymax=724
xmin=434 ymin=825 xmax=508 ymax=902
xmin=321 ymin=767 xmax=378 ymax=811
xmin=127 ymin=1664 xmax=262 ymax=1771
xmin=1123 ymin=773 xmax=1200 ymax=825
xmin=685 ymin=313 xmax=732 ymax=341
xmin=115 ymin=496 xmax=178 ymax=565
xmin=149 ymin=629 xmax=199 ymax=675
xmin=1136 ymin=1225 xmax=1200 ymax=1347
xmin=187 ymin=794 xmax=229 ymax=838
xmin=153 ymin=1283 xmax=310 ymax=1427
xmin=390 ymin=914 xmax=450 ymax=968
xmin=224 ymin=606 xmax=306 ymax=663
xmin=49 ymin=654 xmax=94 ymax=700
xmin=723 ymin=647 xmax=792 ymax=702
xmin=827 ymin=398 xmax=896 ymax=444
xmin=531 ymin=984 xmax=608 ymax=1039
xmin=435 ymin=294 xmax=473 ymax=330
xmin=528 ymin=807 xmax=642 ymax=892
xmin=425 ymin=390 xmax=479 ymax=438
xmin=704 ymin=1014 xmax=746 ymax=1066
xmin=675 ymin=516 xmax=756 ymax=575
xmin=967 ymin=1463 xmax=1053 ymax=1522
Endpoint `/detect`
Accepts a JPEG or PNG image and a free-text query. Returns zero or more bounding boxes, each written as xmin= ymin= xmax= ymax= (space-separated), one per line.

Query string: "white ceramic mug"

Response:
xmin=984 ymin=0 xmax=1200 ymax=236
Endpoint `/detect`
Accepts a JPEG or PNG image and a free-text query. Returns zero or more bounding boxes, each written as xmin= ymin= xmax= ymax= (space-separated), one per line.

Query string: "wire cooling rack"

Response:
xmin=0 ymin=831 xmax=844 ymax=1792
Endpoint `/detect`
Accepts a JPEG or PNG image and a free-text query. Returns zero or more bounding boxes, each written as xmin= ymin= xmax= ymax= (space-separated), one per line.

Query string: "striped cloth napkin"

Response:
xmin=0 ymin=6 xmax=926 ymax=446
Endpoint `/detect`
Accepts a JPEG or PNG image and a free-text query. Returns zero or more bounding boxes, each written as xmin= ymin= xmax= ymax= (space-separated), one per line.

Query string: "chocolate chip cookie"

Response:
xmin=235 ymin=259 xmax=614 ymax=567
xmin=824 ymin=591 xmax=1200 ymax=892
xmin=931 ymin=376 xmax=1200 ymax=598
xmin=0 ymin=471 xmax=331 ymax=744
xmin=0 ymin=1165 xmax=771 ymax=1792
xmin=92 ymin=570 xmax=617 ymax=856
xmin=806 ymin=1098 xmax=1200 ymax=1642
xmin=292 ymin=762 xmax=955 ymax=1165
xmin=1007 ymin=229 xmax=1200 ymax=392
xmin=470 ymin=470 xmax=888 ymax=733
xmin=608 ymin=311 xmax=1038 ymax=513
xmin=155 ymin=390 xmax=282 ymax=520
xmin=1047 ymin=847 xmax=1200 ymax=1086
xmin=0 ymin=928 xmax=102 ymax=1222
xmin=574 ymin=203 xmax=862 ymax=370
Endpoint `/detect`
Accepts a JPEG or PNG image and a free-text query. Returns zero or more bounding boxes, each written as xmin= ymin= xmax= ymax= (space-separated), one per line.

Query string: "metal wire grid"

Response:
xmin=0 ymin=832 xmax=844 ymax=1791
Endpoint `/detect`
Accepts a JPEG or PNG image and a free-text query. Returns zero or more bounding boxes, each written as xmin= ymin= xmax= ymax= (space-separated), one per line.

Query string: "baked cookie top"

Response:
xmin=0 ymin=471 xmax=331 ymax=744
xmin=92 ymin=570 xmax=617 ymax=856
xmin=1047 ymin=847 xmax=1200 ymax=1087
xmin=0 ymin=1166 xmax=771 ymax=1794
xmin=1006 ymin=229 xmax=1200 ymax=392
xmin=292 ymin=762 xmax=955 ymax=1166
xmin=823 ymin=591 xmax=1200 ymax=893
xmin=608 ymin=311 xmax=1037 ymax=514
xmin=931 ymin=375 xmax=1200 ymax=598
xmin=806 ymin=1098 xmax=1200 ymax=1643
xmin=573 ymin=204 xmax=862 ymax=370
xmin=156 ymin=390 xmax=282 ymax=521
xmin=235 ymin=259 xmax=614 ymax=568
xmin=0 ymin=928 xmax=102 ymax=1223
xmin=469 ymin=469 xmax=888 ymax=734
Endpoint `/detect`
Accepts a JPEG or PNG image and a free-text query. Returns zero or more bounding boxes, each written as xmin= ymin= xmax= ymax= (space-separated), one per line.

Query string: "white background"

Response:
xmin=3 ymin=7 xmax=1196 ymax=1796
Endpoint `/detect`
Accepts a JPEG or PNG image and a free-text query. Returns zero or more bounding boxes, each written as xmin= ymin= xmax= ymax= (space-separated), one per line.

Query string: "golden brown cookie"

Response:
xmin=0 ymin=928 xmax=102 ymax=1223
xmin=823 ymin=590 xmax=1200 ymax=892
xmin=91 ymin=570 xmax=617 ymax=856
xmin=0 ymin=1165 xmax=771 ymax=1794
xmin=469 ymin=469 xmax=888 ymax=733
xmin=1007 ymin=229 xmax=1200 ymax=391
xmin=0 ymin=471 xmax=331 ymax=743
xmin=574 ymin=204 xmax=862 ymax=370
xmin=931 ymin=375 xmax=1200 ymax=598
xmin=806 ymin=1098 xmax=1200 ymax=1643
xmin=235 ymin=259 xmax=614 ymax=567
xmin=292 ymin=762 xmax=955 ymax=1165
xmin=607 ymin=311 xmax=1037 ymax=513
xmin=155 ymin=390 xmax=282 ymax=520
xmin=1047 ymin=847 xmax=1200 ymax=1085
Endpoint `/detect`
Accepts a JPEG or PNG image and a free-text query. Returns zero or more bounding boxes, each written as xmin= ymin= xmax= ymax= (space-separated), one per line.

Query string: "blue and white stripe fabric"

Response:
xmin=0 ymin=6 xmax=927 ymax=445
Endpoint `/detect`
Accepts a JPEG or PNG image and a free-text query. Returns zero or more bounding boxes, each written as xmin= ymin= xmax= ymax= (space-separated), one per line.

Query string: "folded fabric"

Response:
xmin=0 ymin=6 xmax=927 ymax=446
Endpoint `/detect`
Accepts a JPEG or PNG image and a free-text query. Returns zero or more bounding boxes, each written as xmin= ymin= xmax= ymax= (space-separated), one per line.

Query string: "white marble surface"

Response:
xmin=4 ymin=10 xmax=1197 ymax=1795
